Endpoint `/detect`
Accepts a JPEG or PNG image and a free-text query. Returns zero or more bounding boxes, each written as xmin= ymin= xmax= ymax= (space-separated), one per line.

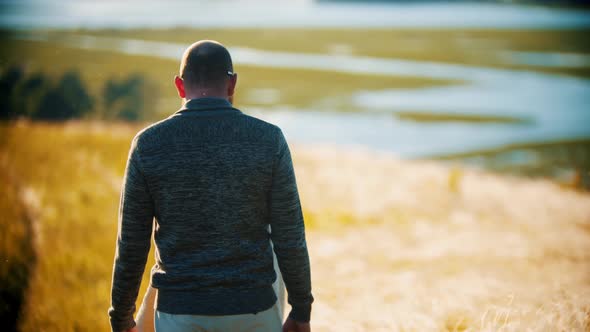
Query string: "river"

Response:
xmin=14 ymin=32 xmax=590 ymax=158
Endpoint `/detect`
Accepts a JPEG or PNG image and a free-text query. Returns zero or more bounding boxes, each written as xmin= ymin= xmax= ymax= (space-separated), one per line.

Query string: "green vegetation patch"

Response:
xmin=62 ymin=27 xmax=590 ymax=78
xmin=393 ymin=111 xmax=531 ymax=124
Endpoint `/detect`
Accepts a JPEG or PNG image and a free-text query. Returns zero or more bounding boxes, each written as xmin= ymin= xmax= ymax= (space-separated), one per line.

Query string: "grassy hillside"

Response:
xmin=0 ymin=121 xmax=143 ymax=331
xmin=0 ymin=157 xmax=36 ymax=331
xmin=1 ymin=121 xmax=589 ymax=331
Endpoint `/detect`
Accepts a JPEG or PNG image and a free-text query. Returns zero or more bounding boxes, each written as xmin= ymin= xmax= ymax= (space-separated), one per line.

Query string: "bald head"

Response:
xmin=179 ymin=40 xmax=234 ymax=90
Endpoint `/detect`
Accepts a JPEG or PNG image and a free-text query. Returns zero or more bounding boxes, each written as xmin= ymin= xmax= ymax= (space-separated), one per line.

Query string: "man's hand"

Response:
xmin=282 ymin=317 xmax=311 ymax=332
xmin=124 ymin=326 xmax=138 ymax=332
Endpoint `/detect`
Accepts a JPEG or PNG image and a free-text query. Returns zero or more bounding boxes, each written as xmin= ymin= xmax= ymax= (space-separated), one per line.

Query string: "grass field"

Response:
xmin=0 ymin=152 xmax=36 ymax=331
xmin=392 ymin=111 xmax=530 ymax=124
xmin=0 ymin=121 xmax=141 ymax=331
xmin=63 ymin=28 xmax=590 ymax=77
xmin=1 ymin=121 xmax=589 ymax=331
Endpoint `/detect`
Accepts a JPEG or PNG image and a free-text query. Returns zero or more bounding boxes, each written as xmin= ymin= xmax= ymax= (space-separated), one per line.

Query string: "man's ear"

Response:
xmin=174 ymin=75 xmax=186 ymax=99
xmin=227 ymin=73 xmax=237 ymax=97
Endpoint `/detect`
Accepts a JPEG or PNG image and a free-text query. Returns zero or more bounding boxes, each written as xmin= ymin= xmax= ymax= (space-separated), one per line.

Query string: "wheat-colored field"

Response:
xmin=295 ymin=146 xmax=590 ymax=331
xmin=1 ymin=121 xmax=589 ymax=331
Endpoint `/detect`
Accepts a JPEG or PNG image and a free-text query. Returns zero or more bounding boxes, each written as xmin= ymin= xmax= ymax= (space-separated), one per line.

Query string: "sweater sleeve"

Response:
xmin=108 ymin=138 xmax=154 ymax=332
xmin=269 ymin=129 xmax=314 ymax=323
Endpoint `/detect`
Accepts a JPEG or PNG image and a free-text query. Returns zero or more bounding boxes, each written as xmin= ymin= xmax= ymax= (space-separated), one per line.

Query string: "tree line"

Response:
xmin=0 ymin=65 xmax=157 ymax=122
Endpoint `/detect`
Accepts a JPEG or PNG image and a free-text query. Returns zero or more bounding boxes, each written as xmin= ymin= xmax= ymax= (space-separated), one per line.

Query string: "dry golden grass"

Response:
xmin=0 ymin=121 xmax=146 ymax=331
xmin=1 ymin=122 xmax=589 ymax=331
xmin=0 ymin=150 xmax=36 ymax=330
xmin=293 ymin=145 xmax=590 ymax=331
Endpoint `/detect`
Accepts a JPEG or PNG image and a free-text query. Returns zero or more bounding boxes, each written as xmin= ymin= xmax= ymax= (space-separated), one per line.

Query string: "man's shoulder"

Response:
xmin=131 ymin=110 xmax=284 ymax=146
xmin=131 ymin=116 xmax=171 ymax=145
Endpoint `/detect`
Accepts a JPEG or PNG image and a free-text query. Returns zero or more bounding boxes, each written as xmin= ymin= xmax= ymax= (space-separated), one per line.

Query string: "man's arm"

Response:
xmin=270 ymin=129 xmax=314 ymax=323
xmin=108 ymin=138 xmax=154 ymax=332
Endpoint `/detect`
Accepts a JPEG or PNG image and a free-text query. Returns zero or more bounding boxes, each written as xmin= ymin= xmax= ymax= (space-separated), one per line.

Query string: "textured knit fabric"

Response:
xmin=108 ymin=98 xmax=313 ymax=332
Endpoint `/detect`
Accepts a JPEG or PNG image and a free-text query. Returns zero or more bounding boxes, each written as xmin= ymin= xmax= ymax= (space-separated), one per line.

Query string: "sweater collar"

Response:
xmin=179 ymin=97 xmax=232 ymax=111
xmin=175 ymin=98 xmax=241 ymax=115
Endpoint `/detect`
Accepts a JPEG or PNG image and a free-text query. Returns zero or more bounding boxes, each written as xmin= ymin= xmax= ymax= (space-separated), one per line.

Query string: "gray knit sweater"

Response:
xmin=108 ymin=98 xmax=313 ymax=332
